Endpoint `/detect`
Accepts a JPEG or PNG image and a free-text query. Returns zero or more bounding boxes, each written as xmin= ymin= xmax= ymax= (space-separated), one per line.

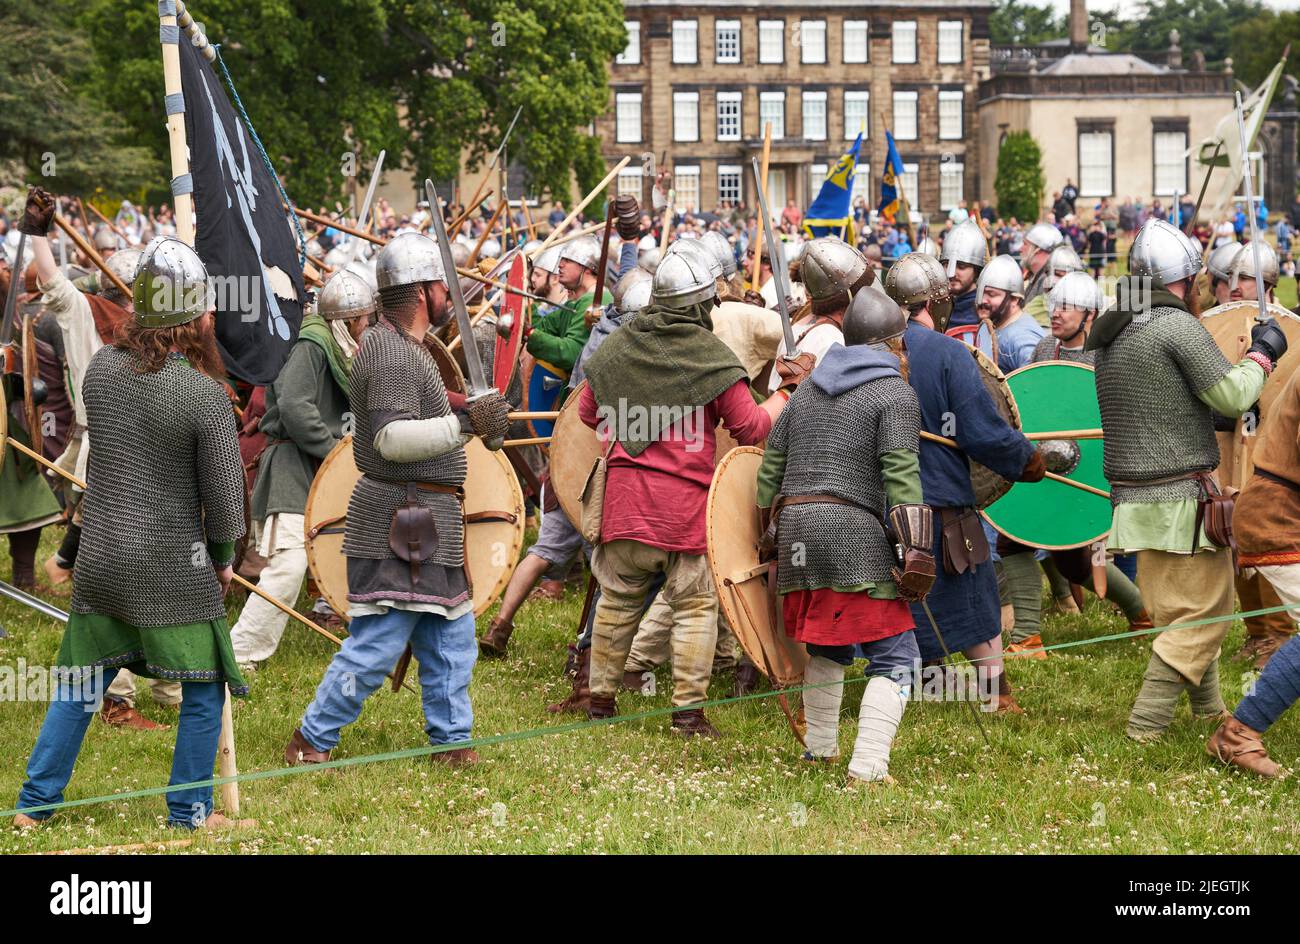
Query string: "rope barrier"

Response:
xmin=5 ymin=599 xmax=1299 ymax=821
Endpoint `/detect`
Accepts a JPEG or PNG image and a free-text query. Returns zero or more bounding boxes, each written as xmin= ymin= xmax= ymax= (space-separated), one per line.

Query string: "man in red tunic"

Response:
xmin=578 ymin=247 xmax=799 ymax=736
xmin=756 ymin=288 xmax=935 ymax=783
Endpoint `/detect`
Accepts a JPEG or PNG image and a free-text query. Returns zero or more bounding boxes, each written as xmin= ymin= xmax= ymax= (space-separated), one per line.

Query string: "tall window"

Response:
xmin=901 ymin=162 xmax=919 ymax=212
xmin=1154 ymin=129 xmax=1188 ymax=196
xmin=1078 ymin=128 xmax=1114 ymax=196
xmin=800 ymin=20 xmax=826 ymax=64
xmin=802 ymin=91 xmax=827 ymax=141
xmin=852 ymin=164 xmax=871 ymax=208
xmin=674 ymin=165 xmax=701 ymax=213
xmin=673 ymin=92 xmax=699 ymax=142
xmin=617 ymin=21 xmax=640 ymax=65
xmin=938 ymin=21 xmax=964 ymax=63
xmin=844 ymin=90 xmax=869 ymax=140
xmin=759 ymin=20 xmax=784 ymax=64
xmin=892 ymin=21 xmax=917 ymax=64
xmin=893 ymin=91 xmax=918 ymax=140
xmin=615 ymin=92 xmax=641 ymax=143
xmin=716 ymin=91 xmax=742 ymax=141
xmin=843 ymin=20 xmax=869 ymax=64
xmin=810 ymin=163 xmax=828 ymax=196
xmin=718 ymin=165 xmax=742 ymax=205
xmin=715 ymin=20 xmax=740 ymax=64
xmin=672 ymin=20 xmax=697 ymax=64
xmin=940 ymin=161 xmax=964 ymax=209
xmin=938 ymin=91 xmax=963 ymax=140
xmin=760 ymin=91 xmax=785 ymax=140
xmin=617 ymin=167 xmax=643 ymax=198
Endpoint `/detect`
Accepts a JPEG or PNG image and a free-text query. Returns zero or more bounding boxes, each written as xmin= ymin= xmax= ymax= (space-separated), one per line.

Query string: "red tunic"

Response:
xmin=783 ymin=589 xmax=915 ymax=646
xmin=578 ymin=380 xmax=770 ymax=554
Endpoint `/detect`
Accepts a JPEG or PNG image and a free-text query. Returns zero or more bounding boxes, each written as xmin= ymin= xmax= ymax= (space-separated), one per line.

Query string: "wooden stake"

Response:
xmin=918 ymin=430 xmax=1110 ymax=498
xmin=52 ymin=215 xmax=131 ymax=298
xmin=535 ymin=156 xmax=632 ymax=255
xmin=469 ymin=200 xmax=508 ymax=264
xmin=751 ymin=122 xmax=773 ymax=292
xmin=159 ymin=5 xmax=194 ymax=244
xmin=218 ymin=686 xmax=239 ymax=815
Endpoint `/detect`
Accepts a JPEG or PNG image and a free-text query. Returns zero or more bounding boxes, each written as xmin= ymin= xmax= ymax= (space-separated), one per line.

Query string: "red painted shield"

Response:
xmin=493 ymin=254 xmax=528 ymax=392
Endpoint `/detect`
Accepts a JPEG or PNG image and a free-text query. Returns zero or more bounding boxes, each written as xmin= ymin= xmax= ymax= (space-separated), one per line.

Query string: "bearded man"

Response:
xmin=939 ymin=218 xmax=988 ymax=329
xmin=15 ymin=236 xmax=248 ymax=831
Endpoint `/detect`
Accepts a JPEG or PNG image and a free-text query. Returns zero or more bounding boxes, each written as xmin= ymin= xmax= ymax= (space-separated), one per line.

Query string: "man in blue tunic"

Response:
xmin=883 ymin=252 xmax=1046 ymax=713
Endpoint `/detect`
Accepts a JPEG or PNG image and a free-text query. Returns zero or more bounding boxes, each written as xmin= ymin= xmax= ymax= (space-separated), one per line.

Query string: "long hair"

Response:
xmin=114 ymin=314 xmax=226 ymax=380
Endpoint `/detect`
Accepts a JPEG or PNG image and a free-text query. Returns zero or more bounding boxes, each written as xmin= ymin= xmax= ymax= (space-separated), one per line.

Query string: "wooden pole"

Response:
xmin=52 ymin=215 xmax=131 ymax=298
xmin=217 ymin=687 xmax=239 ymax=815
xmin=659 ymin=188 xmax=675 ymax=253
xmin=469 ymin=200 xmax=508 ymax=264
xmin=84 ymin=201 xmax=129 ymax=243
xmin=535 ymin=156 xmax=632 ymax=255
xmin=522 ymin=200 xmax=537 ymax=242
xmin=448 ymin=189 xmax=494 ymax=240
xmin=503 ymin=436 xmax=551 ymax=448
xmin=295 ymin=207 xmax=384 ymax=246
xmin=751 ymin=122 xmax=773 ymax=292
xmin=1022 ymin=429 xmax=1104 ymax=442
xmin=507 ymin=411 xmax=560 ymax=421
xmin=159 ymin=3 xmax=194 ymax=244
xmin=918 ymin=430 xmax=1110 ymax=498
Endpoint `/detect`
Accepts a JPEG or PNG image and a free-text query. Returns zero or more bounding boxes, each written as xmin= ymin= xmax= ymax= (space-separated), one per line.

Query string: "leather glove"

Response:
xmin=742 ymin=289 xmax=766 ymax=308
xmin=584 ymin=304 xmax=604 ymax=330
xmin=457 ymin=392 xmax=511 ymax=443
xmin=613 ymin=195 xmax=641 ymax=240
xmin=20 ymin=187 xmax=55 ymax=237
xmin=774 ymin=352 xmax=815 ymax=391
xmin=1019 ymin=446 xmax=1047 ymax=483
xmin=891 ymin=549 xmax=936 ymax=602
xmin=1248 ymin=321 xmax=1288 ymax=368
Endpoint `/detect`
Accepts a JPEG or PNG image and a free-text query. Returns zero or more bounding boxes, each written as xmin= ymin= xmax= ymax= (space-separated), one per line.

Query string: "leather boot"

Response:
xmin=733 ymin=660 xmax=760 ymax=697
xmin=1206 ymin=716 xmax=1282 ymax=778
xmin=101 ymin=697 xmax=169 ymax=731
xmin=1255 ymin=633 xmax=1293 ymax=671
xmin=547 ymin=647 xmax=592 ymax=714
xmin=671 ymin=708 xmax=722 ymax=737
xmin=430 ymin=747 xmax=480 ymax=768
xmin=284 ymin=728 xmax=331 ymax=766
xmin=1005 ymin=633 xmax=1047 ymax=660
xmin=1128 ymin=609 xmax=1154 ymax=632
xmin=587 ymin=692 xmax=617 ymax=720
xmin=622 ymin=669 xmax=652 ymax=692
xmin=991 ymin=693 xmax=1025 ymax=715
xmin=478 ymin=617 xmax=514 ymax=658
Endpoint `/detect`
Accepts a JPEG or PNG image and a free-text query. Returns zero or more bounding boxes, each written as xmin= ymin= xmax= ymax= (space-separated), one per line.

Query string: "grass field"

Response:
xmin=2 ymin=527 xmax=1299 ymax=856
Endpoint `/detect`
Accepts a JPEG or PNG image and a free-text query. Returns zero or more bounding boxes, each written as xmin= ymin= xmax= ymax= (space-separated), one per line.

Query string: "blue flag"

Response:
xmin=878 ymin=130 xmax=906 ymax=224
xmin=802 ymin=132 xmax=862 ymax=243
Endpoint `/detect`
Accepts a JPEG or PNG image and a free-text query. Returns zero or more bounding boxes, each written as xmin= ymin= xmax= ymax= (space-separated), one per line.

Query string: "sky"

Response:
xmin=1041 ymin=0 xmax=1298 ymax=15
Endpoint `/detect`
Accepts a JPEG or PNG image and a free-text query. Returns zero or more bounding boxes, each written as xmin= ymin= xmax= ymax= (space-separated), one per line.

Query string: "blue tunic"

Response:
xmin=903 ymin=321 xmax=1035 ymax=660
xmin=948 ymin=289 xmax=979 ymax=329
xmin=994 ymin=313 xmax=1045 ymax=375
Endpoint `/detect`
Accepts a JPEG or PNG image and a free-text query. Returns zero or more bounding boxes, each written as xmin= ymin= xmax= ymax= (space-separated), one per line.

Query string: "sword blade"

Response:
xmin=0 ymin=579 xmax=69 ymax=623
xmin=1234 ymin=91 xmax=1271 ymax=325
xmin=749 ymin=158 xmax=798 ymax=354
xmin=1 ymin=230 xmax=29 ymax=347
xmin=425 ymin=179 xmax=493 ymax=397
xmin=347 ymin=149 xmax=386 ymax=265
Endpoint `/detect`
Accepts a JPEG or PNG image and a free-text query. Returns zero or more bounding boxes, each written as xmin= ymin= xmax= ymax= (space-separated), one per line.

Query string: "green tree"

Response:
xmin=1107 ymin=0 xmax=1265 ymax=66
xmin=1229 ymin=9 xmax=1300 ymax=88
xmin=0 ymin=2 xmax=159 ymax=196
xmin=990 ymin=0 xmax=1063 ymax=46
xmin=74 ymin=0 xmax=626 ymax=208
xmin=995 ymin=131 xmax=1045 ymax=222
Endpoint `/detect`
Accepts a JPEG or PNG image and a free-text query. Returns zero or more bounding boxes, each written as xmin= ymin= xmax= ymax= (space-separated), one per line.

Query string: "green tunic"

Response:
xmin=526 ymin=288 xmax=610 ymax=374
xmin=0 ymin=401 xmax=62 ymax=533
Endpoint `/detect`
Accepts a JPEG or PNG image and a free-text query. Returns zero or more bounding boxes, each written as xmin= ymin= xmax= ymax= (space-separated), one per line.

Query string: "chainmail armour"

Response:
xmin=1093 ymin=306 xmax=1231 ymax=503
xmin=768 ymin=374 xmax=920 ymax=592
xmin=343 ymin=321 xmax=467 ymax=567
xmin=72 ymin=346 xmax=245 ymax=626
xmin=1031 ymin=336 xmax=1095 ymax=365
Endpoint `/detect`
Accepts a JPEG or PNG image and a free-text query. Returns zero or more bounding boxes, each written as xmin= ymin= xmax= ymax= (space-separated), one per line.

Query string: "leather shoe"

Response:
xmin=479 ymin=617 xmax=513 ymax=658
xmin=1206 ymin=716 xmax=1283 ymax=778
xmin=670 ymin=708 xmax=721 ymax=737
xmin=284 ymin=728 xmax=331 ymax=766
xmin=430 ymin=747 xmax=480 ymax=768
xmin=101 ymin=697 xmax=169 ymax=731
xmin=587 ymin=692 xmax=617 ymax=720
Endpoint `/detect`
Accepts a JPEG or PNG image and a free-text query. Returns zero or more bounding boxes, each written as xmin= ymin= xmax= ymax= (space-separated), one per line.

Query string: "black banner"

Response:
xmin=178 ymin=39 xmax=303 ymax=385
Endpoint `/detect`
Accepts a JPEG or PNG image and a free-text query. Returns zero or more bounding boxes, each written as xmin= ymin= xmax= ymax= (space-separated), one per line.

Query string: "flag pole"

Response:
xmin=885 ymin=127 xmax=915 ymax=248
xmin=751 ymin=122 xmax=773 ymax=291
xmin=160 ymin=0 xmax=241 ymax=818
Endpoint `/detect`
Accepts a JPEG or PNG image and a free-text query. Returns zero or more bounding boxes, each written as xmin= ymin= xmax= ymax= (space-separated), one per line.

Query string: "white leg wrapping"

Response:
xmin=847 ymin=676 xmax=908 ymax=782
xmin=802 ymin=656 xmax=845 ymax=758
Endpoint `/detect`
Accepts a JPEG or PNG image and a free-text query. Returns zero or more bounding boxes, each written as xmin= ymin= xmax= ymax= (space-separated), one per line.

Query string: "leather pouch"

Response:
xmin=939 ymin=508 xmax=990 ymax=576
xmin=389 ymin=483 xmax=440 ymax=583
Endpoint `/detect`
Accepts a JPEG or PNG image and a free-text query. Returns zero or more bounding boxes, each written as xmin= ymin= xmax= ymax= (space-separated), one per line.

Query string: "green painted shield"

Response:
xmin=981 ymin=361 xmax=1110 ymax=550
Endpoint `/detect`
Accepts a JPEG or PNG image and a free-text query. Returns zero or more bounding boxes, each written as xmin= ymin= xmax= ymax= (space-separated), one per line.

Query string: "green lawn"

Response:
xmin=2 ymin=529 xmax=1299 ymax=855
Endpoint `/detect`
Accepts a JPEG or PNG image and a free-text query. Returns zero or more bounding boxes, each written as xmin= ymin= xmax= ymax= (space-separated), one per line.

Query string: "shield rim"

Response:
xmin=22 ymin=314 xmax=42 ymax=460
xmin=550 ymin=379 xmax=595 ymax=527
xmin=980 ymin=360 xmax=1111 ymax=551
xmin=493 ymin=254 xmax=528 ymax=392
xmin=965 ymin=341 xmax=1021 ymax=510
xmin=0 ymin=363 xmax=8 ymax=477
xmin=705 ymin=445 xmax=809 ymax=688
xmin=423 ymin=332 xmax=466 ymax=395
xmin=303 ymin=434 xmax=525 ymax=622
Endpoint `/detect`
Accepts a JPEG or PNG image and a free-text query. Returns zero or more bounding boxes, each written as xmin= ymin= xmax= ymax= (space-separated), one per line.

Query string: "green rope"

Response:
xmin=5 ymin=600 xmax=1300 ymax=821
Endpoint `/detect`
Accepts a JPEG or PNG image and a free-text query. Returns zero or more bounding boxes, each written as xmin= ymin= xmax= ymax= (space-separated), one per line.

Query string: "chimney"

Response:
xmin=1070 ymin=0 xmax=1088 ymax=50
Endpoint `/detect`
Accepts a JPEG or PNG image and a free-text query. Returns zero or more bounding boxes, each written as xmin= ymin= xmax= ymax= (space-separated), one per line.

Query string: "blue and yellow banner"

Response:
xmin=802 ymin=132 xmax=862 ymax=243
xmin=878 ymin=130 xmax=906 ymax=224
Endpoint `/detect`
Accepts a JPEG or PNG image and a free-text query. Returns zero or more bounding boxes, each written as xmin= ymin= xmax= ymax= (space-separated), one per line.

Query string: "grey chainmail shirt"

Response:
xmin=767 ymin=374 xmax=920 ymax=592
xmin=1093 ymin=305 xmax=1231 ymax=504
xmin=1030 ymin=335 xmax=1095 ymax=365
xmin=72 ymin=347 xmax=245 ymax=627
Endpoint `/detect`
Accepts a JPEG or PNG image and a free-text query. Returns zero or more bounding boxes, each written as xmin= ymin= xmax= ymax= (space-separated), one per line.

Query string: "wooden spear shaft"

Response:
xmin=918 ymin=430 xmax=1111 ymax=499
xmin=84 ymin=201 xmax=128 ymax=242
xmin=751 ymin=123 xmax=773 ymax=292
xmin=469 ymin=200 xmax=508 ymax=264
xmin=52 ymin=215 xmax=131 ymax=298
xmin=535 ymin=156 xmax=632 ymax=255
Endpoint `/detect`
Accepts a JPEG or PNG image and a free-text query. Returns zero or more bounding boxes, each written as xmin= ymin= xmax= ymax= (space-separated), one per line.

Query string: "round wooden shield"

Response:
xmin=1201 ymin=301 xmax=1300 ymax=491
xmin=21 ymin=314 xmax=42 ymax=460
xmin=423 ymin=333 xmax=466 ymax=395
xmin=493 ymin=254 xmax=528 ymax=393
xmin=304 ymin=435 xmax=525 ymax=623
xmin=523 ymin=359 xmax=567 ymax=438
xmin=966 ymin=342 xmax=1021 ymax=509
xmin=549 ymin=380 xmax=739 ymax=527
xmin=982 ymin=361 xmax=1110 ymax=550
xmin=706 ymin=446 xmax=808 ymax=687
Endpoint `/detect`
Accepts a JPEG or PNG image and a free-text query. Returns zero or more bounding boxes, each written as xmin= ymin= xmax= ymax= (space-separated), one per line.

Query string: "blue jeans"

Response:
xmin=300 ymin=607 xmax=477 ymax=750
xmin=18 ymin=668 xmax=225 ymax=828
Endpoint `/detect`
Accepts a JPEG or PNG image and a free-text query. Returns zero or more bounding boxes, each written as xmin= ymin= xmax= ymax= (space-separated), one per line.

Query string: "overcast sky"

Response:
xmin=1042 ymin=0 xmax=1298 ymax=15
